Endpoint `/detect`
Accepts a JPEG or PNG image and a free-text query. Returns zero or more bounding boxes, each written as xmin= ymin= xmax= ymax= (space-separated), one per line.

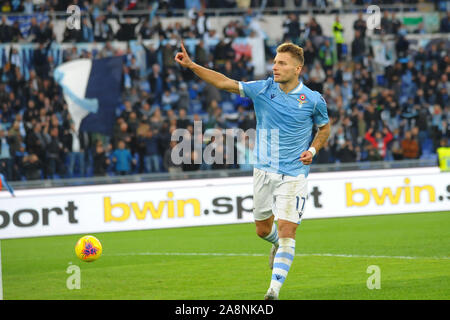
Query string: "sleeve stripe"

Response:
xmin=239 ymin=81 xmax=245 ymax=98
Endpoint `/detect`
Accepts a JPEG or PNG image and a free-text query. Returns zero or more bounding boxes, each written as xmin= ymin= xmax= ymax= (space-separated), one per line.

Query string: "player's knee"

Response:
xmin=255 ymin=225 xmax=271 ymax=238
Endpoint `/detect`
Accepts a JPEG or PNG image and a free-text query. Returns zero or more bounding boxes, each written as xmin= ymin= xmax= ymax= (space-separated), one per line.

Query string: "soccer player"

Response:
xmin=175 ymin=41 xmax=330 ymax=300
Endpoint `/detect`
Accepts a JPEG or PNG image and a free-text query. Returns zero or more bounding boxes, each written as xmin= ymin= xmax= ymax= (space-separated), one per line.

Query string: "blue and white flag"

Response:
xmin=54 ymin=56 xmax=123 ymax=135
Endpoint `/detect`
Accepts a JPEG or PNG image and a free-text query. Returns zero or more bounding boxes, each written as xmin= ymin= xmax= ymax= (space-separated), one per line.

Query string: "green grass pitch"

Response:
xmin=1 ymin=211 xmax=449 ymax=300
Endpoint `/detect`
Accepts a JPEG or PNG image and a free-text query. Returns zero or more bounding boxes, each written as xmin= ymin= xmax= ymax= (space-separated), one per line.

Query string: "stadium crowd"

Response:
xmin=0 ymin=4 xmax=449 ymax=181
xmin=0 ymin=0 xmax=439 ymax=14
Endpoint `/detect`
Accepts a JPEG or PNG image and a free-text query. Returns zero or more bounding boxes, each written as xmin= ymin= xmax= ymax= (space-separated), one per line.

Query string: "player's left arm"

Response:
xmin=300 ymin=93 xmax=330 ymax=165
xmin=299 ymin=123 xmax=330 ymax=165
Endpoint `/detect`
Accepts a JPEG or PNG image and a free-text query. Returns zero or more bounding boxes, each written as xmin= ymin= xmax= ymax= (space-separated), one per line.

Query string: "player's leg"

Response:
xmin=255 ymin=215 xmax=279 ymax=270
xmin=278 ymin=219 xmax=298 ymax=238
xmin=253 ymin=167 xmax=276 ymax=240
xmin=255 ymin=215 xmax=278 ymax=244
xmin=265 ymin=219 xmax=298 ymax=300
xmin=253 ymin=168 xmax=279 ymax=267
xmin=265 ymin=174 xmax=307 ymax=300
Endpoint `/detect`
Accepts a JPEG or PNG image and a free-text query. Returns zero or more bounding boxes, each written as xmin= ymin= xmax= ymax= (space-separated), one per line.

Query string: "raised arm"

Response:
xmin=174 ymin=41 xmax=240 ymax=95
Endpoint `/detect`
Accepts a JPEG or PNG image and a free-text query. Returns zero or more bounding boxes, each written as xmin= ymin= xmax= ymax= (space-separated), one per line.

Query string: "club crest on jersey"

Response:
xmin=297 ymin=94 xmax=307 ymax=107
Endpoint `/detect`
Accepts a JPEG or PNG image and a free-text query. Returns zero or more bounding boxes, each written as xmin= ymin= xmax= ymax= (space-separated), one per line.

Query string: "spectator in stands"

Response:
xmin=25 ymin=122 xmax=48 ymax=164
xmin=115 ymin=15 xmax=141 ymax=41
xmin=440 ymin=11 xmax=450 ymax=33
xmin=302 ymin=40 xmax=316 ymax=70
xmin=113 ymin=121 xmax=133 ymax=150
xmin=126 ymin=111 xmax=140 ymax=136
xmin=137 ymin=102 xmax=152 ymax=119
xmin=7 ymin=120 xmax=22 ymax=156
xmin=391 ymin=12 xmax=401 ymax=35
xmin=337 ymin=140 xmax=357 ymax=163
xmin=182 ymin=150 xmax=201 ymax=172
xmin=81 ymin=16 xmax=94 ymax=42
xmin=46 ymin=126 xmax=65 ymax=178
xmin=401 ymin=130 xmax=420 ymax=160
xmin=176 ymin=108 xmax=192 ymax=129
xmin=308 ymin=61 xmax=326 ymax=93
xmin=432 ymin=119 xmax=449 ymax=150
xmin=306 ymin=16 xmax=322 ymax=39
xmin=0 ymin=16 xmax=11 ymax=43
xmin=28 ymin=17 xmax=41 ymax=42
xmin=140 ymin=129 xmax=161 ymax=173
xmin=10 ymin=20 xmax=23 ymax=42
xmin=161 ymin=89 xmax=176 ymax=111
xmin=0 ymin=7 xmax=448 ymax=182
xmin=395 ymin=32 xmax=410 ymax=59
xmin=351 ymin=30 xmax=366 ymax=63
xmin=22 ymin=153 xmax=42 ymax=180
xmin=332 ymin=15 xmax=345 ymax=61
xmin=139 ymin=18 xmax=154 ymax=39
xmin=93 ymin=141 xmax=110 ymax=176
xmin=185 ymin=0 xmax=202 ymax=11
xmin=176 ymin=83 xmax=191 ymax=111
xmin=283 ymin=13 xmax=302 ymax=44
xmin=0 ymin=129 xmax=13 ymax=180
xmin=318 ymin=39 xmax=336 ymax=73
xmin=195 ymin=40 xmax=209 ymax=67
xmin=38 ymin=20 xmax=55 ymax=43
xmin=99 ymin=41 xmax=116 ymax=58
xmin=33 ymin=41 xmax=52 ymax=79
xmin=390 ymin=128 xmax=404 ymax=160
xmin=66 ymin=124 xmax=85 ymax=178
xmin=353 ymin=11 xmax=367 ymax=38
xmin=93 ymin=15 xmax=114 ymax=42
xmin=364 ymin=127 xmax=393 ymax=160
xmin=164 ymin=140 xmax=183 ymax=174
xmin=22 ymin=0 xmax=33 ymax=13
xmin=379 ymin=10 xmax=392 ymax=35
xmin=143 ymin=43 xmax=158 ymax=68
xmin=148 ymin=63 xmax=164 ymax=105
xmin=195 ymin=9 xmax=212 ymax=38
xmin=111 ymin=140 xmax=135 ymax=175
xmin=413 ymin=23 xmax=426 ymax=35
xmin=162 ymin=42 xmax=178 ymax=70
xmin=315 ymin=140 xmax=332 ymax=164
xmin=223 ymin=20 xmax=241 ymax=38
xmin=367 ymin=145 xmax=382 ymax=161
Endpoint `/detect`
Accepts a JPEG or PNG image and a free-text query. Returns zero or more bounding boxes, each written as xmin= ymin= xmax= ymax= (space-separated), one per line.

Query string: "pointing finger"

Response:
xmin=181 ymin=41 xmax=188 ymax=55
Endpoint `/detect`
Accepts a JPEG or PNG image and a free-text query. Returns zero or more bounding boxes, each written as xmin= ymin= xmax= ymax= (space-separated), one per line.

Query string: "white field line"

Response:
xmin=110 ymin=252 xmax=450 ymax=260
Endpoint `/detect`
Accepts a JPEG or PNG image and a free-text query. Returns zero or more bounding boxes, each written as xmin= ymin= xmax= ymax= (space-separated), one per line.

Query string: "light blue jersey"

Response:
xmin=239 ymin=77 xmax=329 ymax=177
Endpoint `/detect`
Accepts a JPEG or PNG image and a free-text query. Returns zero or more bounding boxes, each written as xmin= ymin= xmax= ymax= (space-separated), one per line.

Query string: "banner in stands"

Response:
xmin=0 ymin=36 xmax=266 ymax=84
xmin=0 ymin=167 xmax=448 ymax=239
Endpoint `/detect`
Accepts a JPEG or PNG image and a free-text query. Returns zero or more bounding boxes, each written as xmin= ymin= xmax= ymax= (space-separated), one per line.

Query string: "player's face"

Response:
xmin=272 ymin=52 xmax=302 ymax=83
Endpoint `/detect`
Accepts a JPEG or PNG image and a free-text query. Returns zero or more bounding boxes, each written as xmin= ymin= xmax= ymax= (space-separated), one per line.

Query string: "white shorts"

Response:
xmin=253 ymin=167 xmax=308 ymax=225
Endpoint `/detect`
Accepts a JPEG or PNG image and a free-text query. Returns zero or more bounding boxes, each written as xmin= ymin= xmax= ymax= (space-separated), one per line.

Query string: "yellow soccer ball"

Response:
xmin=75 ymin=235 xmax=102 ymax=262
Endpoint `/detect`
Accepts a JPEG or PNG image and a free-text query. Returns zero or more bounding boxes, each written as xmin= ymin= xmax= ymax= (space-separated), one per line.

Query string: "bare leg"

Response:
xmin=255 ymin=214 xmax=275 ymax=238
xmin=277 ymin=219 xmax=298 ymax=239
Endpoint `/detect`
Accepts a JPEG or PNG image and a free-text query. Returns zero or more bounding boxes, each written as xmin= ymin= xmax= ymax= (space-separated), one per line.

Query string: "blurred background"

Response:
xmin=0 ymin=0 xmax=448 ymax=188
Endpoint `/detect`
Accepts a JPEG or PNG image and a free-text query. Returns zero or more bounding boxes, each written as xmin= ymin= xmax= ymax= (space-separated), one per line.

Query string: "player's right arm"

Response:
xmin=174 ymin=41 xmax=240 ymax=95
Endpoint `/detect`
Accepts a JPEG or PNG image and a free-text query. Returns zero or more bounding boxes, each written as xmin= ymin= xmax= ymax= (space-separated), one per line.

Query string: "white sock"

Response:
xmin=262 ymin=223 xmax=279 ymax=246
xmin=269 ymin=237 xmax=295 ymax=294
